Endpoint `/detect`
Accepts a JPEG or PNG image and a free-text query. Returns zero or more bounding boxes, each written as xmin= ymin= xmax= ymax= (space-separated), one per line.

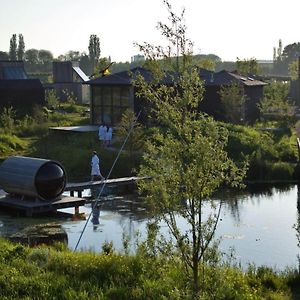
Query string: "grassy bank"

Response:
xmin=0 ymin=238 xmax=298 ymax=299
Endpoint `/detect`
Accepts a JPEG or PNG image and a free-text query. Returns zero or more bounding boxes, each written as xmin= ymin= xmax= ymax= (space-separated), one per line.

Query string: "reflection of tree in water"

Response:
xmin=212 ymin=184 xmax=294 ymax=223
xmin=295 ymin=185 xmax=300 ymax=252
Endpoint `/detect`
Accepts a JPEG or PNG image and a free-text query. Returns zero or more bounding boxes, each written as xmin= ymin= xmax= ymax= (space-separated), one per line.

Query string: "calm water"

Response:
xmin=0 ymin=184 xmax=299 ymax=270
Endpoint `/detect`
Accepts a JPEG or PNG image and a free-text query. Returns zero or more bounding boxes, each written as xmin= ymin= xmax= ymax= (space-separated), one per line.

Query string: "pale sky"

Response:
xmin=0 ymin=0 xmax=299 ymax=62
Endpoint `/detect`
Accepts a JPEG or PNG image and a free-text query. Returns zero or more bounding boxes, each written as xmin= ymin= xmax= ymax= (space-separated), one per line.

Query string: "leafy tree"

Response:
xmin=274 ymin=41 xmax=300 ymax=75
xmin=9 ymin=34 xmax=17 ymax=60
xmin=219 ymin=82 xmax=245 ymax=124
xmin=65 ymin=50 xmax=81 ymax=61
xmin=17 ymin=34 xmax=25 ymax=60
xmin=38 ymin=49 xmax=53 ymax=72
xmin=0 ymin=51 xmax=9 ymax=60
xmin=79 ymin=53 xmax=92 ymax=75
xmin=25 ymin=49 xmax=39 ymax=64
xmin=88 ymin=34 xmax=100 ymax=73
xmin=288 ymin=59 xmax=298 ymax=80
xmin=236 ymin=57 xmax=261 ymax=75
xmin=38 ymin=49 xmax=53 ymax=65
xmin=258 ymin=81 xmax=294 ymax=123
xmin=135 ymin=0 xmax=247 ymax=295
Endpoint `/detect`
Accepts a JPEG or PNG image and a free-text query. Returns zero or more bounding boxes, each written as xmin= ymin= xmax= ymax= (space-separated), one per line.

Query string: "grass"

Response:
xmin=0 ymin=238 xmax=296 ymax=299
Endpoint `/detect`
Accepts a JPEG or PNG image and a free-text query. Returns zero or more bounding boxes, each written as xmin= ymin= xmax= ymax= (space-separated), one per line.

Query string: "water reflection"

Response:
xmin=0 ymin=184 xmax=299 ymax=270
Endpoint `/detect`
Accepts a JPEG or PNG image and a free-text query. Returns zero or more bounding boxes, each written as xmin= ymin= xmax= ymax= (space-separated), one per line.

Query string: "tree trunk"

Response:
xmin=193 ymin=255 xmax=199 ymax=295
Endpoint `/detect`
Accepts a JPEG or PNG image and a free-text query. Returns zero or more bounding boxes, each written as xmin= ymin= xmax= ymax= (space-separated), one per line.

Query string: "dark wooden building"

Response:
xmin=0 ymin=61 xmax=45 ymax=111
xmin=87 ymin=67 xmax=267 ymax=125
xmin=200 ymin=70 xmax=267 ymax=123
xmin=45 ymin=61 xmax=90 ymax=104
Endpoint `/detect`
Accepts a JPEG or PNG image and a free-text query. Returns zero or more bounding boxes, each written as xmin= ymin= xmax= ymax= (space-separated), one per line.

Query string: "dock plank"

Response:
xmin=65 ymin=176 xmax=149 ymax=192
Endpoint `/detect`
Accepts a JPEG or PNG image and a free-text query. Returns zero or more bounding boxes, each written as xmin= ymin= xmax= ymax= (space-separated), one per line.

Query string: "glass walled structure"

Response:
xmin=91 ymin=85 xmax=134 ymax=125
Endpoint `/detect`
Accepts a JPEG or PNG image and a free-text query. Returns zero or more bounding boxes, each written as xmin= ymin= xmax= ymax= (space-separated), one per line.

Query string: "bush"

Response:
xmin=268 ymin=162 xmax=295 ymax=181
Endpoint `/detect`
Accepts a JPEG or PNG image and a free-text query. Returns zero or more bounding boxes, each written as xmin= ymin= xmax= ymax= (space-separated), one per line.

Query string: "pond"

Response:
xmin=0 ymin=184 xmax=299 ymax=270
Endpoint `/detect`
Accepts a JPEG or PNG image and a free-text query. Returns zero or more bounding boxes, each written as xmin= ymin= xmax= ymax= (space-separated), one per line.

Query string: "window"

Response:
xmin=92 ymin=85 xmax=132 ymax=125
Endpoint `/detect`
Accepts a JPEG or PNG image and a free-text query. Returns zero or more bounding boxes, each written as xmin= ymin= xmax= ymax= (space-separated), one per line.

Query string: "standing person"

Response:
xmin=98 ymin=123 xmax=107 ymax=146
xmin=105 ymin=126 xmax=113 ymax=147
xmin=90 ymin=151 xmax=105 ymax=181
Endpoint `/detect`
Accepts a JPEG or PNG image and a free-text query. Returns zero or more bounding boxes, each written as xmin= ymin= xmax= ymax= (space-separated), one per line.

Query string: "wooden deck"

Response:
xmin=65 ymin=176 xmax=149 ymax=196
xmin=0 ymin=176 xmax=148 ymax=217
xmin=0 ymin=193 xmax=85 ymax=217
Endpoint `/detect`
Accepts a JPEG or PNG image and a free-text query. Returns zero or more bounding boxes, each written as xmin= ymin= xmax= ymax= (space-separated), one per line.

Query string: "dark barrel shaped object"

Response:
xmin=0 ymin=156 xmax=66 ymax=201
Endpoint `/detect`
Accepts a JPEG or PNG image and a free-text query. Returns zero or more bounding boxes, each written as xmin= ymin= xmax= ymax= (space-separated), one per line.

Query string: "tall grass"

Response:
xmin=0 ymin=238 xmax=295 ymax=299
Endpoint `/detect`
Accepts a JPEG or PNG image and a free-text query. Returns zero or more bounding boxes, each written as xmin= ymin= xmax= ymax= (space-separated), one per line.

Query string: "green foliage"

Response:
xmin=0 ymin=239 xmax=294 ymax=299
xmin=45 ymin=89 xmax=59 ymax=109
xmin=236 ymin=57 xmax=261 ymax=75
xmin=219 ymin=83 xmax=245 ymax=124
xmin=102 ymin=241 xmax=114 ymax=255
xmin=0 ymin=134 xmax=26 ymax=158
xmin=135 ymin=0 xmax=247 ymax=295
xmin=0 ymin=106 xmax=16 ymax=134
xmin=258 ymin=81 xmax=294 ymax=124
xmin=62 ymin=89 xmax=77 ymax=106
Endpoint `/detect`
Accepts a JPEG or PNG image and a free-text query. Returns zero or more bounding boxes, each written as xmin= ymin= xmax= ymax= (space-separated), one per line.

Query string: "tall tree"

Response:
xmin=0 ymin=51 xmax=9 ymax=60
xmin=9 ymin=34 xmax=17 ymax=60
xmin=88 ymin=34 xmax=100 ymax=73
xmin=17 ymin=34 xmax=25 ymax=60
xmin=135 ymin=0 xmax=247 ymax=295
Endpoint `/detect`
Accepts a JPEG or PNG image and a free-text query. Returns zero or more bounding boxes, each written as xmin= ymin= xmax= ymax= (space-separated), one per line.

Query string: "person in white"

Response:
xmin=105 ymin=126 xmax=113 ymax=147
xmin=98 ymin=123 xmax=107 ymax=146
xmin=90 ymin=151 xmax=104 ymax=181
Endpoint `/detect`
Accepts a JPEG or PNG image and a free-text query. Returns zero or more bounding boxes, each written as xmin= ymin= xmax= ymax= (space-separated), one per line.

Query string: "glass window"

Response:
xmin=102 ymin=87 xmax=111 ymax=106
xmin=102 ymin=106 xmax=112 ymax=125
xmin=120 ymin=87 xmax=130 ymax=107
xmin=93 ymin=87 xmax=102 ymax=106
xmin=112 ymin=87 xmax=121 ymax=106
xmin=93 ymin=106 xmax=102 ymax=124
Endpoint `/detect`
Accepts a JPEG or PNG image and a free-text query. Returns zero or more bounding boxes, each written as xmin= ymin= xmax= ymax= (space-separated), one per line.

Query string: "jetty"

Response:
xmin=65 ymin=176 xmax=149 ymax=197
xmin=0 ymin=176 xmax=149 ymax=217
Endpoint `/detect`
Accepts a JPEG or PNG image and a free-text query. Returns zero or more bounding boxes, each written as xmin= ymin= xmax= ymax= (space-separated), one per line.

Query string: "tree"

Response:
xmin=236 ymin=57 xmax=261 ymax=75
xmin=219 ymin=83 xmax=246 ymax=124
xmin=9 ymin=34 xmax=17 ymax=60
xmin=38 ymin=49 xmax=53 ymax=72
xmin=257 ymin=81 xmax=294 ymax=123
xmin=274 ymin=41 xmax=300 ymax=75
xmin=79 ymin=53 xmax=92 ymax=75
xmin=65 ymin=50 xmax=81 ymax=61
xmin=0 ymin=51 xmax=9 ymax=60
xmin=88 ymin=34 xmax=100 ymax=73
xmin=135 ymin=0 xmax=247 ymax=295
xmin=17 ymin=34 xmax=25 ymax=60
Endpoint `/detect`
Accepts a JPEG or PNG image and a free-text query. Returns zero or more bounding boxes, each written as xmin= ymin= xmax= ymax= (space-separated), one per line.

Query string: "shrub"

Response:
xmin=268 ymin=162 xmax=294 ymax=181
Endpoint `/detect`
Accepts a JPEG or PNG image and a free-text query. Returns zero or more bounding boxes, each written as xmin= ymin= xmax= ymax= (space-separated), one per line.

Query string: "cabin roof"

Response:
xmin=87 ymin=66 xmax=267 ymax=87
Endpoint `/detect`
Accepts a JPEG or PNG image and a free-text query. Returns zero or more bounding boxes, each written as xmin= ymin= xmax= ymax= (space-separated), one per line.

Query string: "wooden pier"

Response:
xmin=0 ymin=176 xmax=148 ymax=217
xmin=0 ymin=194 xmax=85 ymax=217
xmin=65 ymin=176 xmax=148 ymax=197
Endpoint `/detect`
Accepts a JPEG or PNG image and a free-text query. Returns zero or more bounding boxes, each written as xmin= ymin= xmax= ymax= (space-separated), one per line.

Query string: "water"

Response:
xmin=0 ymin=184 xmax=299 ymax=270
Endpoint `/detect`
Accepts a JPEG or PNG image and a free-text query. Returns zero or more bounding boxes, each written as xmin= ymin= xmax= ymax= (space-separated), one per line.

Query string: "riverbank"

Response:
xmin=0 ymin=237 xmax=297 ymax=299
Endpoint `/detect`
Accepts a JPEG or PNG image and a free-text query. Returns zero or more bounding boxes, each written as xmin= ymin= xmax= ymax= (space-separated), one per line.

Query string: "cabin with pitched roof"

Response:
xmin=0 ymin=61 xmax=45 ymax=111
xmin=87 ymin=67 xmax=267 ymax=125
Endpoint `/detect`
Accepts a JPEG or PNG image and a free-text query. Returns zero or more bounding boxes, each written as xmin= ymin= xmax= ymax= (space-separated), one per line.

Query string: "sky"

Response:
xmin=1 ymin=0 xmax=300 ymax=63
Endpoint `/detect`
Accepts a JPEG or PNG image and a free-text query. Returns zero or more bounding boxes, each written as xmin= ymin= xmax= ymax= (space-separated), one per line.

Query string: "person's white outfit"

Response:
xmin=105 ymin=127 xmax=113 ymax=146
xmin=91 ymin=153 xmax=104 ymax=180
xmin=98 ymin=125 xmax=107 ymax=142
